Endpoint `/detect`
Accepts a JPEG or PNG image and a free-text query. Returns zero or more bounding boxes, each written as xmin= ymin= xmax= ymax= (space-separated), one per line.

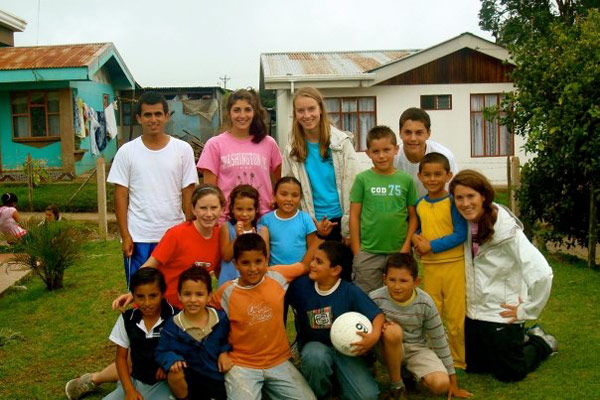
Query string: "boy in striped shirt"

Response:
xmin=370 ymin=253 xmax=471 ymax=399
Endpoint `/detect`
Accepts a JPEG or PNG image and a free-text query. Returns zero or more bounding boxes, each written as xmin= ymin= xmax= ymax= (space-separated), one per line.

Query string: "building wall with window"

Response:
xmin=274 ymin=81 xmax=529 ymax=184
xmin=0 ymin=42 xmax=134 ymax=178
xmin=0 ymin=81 xmax=117 ymax=176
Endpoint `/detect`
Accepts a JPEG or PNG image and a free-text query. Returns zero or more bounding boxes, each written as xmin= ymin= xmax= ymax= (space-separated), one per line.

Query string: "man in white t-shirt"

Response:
xmin=107 ymin=92 xmax=198 ymax=286
xmin=394 ymin=107 xmax=458 ymax=197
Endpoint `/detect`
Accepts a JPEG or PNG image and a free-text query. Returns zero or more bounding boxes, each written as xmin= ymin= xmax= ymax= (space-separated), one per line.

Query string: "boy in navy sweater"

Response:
xmin=155 ymin=266 xmax=230 ymax=400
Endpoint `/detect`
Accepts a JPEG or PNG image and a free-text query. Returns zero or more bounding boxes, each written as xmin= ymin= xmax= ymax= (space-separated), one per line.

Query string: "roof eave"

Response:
xmin=0 ymin=10 xmax=27 ymax=32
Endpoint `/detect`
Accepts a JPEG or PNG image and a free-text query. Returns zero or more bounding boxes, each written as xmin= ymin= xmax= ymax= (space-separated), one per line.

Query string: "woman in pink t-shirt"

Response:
xmin=197 ymin=88 xmax=282 ymax=217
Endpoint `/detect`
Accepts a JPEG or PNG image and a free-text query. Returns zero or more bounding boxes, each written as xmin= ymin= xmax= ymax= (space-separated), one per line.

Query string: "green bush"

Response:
xmin=9 ymin=219 xmax=87 ymax=290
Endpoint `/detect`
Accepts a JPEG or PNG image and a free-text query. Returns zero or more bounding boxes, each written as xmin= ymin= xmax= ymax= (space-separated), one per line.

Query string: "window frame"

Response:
xmin=470 ymin=93 xmax=514 ymax=158
xmin=420 ymin=94 xmax=452 ymax=110
xmin=10 ymin=90 xmax=61 ymax=142
xmin=324 ymin=96 xmax=377 ymax=152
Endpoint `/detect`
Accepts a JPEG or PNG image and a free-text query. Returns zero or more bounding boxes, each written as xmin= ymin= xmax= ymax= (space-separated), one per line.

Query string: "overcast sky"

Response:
xmin=0 ymin=0 xmax=493 ymax=89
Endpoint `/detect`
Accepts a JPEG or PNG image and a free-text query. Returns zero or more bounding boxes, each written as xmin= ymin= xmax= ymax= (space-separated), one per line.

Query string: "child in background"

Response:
xmin=349 ymin=126 xmax=418 ymax=294
xmin=412 ymin=152 xmax=467 ymax=368
xmin=103 ymin=268 xmax=176 ymax=400
xmin=259 ymin=177 xmax=317 ymax=265
xmin=219 ymin=184 xmax=266 ymax=287
xmin=286 ymin=241 xmax=384 ymax=400
xmin=370 ymin=253 xmax=471 ymax=399
xmin=211 ymin=233 xmax=316 ymax=400
xmin=45 ymin=204 xmax=61 ymax=222
xmin=155 ymin=266 xmax=230 ymax=400
xmin=0 ymin=193 xmax=26 ymax=239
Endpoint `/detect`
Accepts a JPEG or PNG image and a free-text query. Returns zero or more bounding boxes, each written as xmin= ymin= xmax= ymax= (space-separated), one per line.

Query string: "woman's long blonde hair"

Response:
xmin=290 ymin=87 xmax=331 ymax=162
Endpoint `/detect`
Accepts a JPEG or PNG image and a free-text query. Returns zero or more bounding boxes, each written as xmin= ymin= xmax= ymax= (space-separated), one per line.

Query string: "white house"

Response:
xmin=260 ymin=32 xmax=529 ymax=185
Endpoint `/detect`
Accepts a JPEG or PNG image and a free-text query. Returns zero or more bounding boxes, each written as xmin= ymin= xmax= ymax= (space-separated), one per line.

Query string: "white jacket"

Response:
xmin=281 ymin=126 xmax=358 ymax=237
xmin=464 ymin=204 xmax=553 ymax=324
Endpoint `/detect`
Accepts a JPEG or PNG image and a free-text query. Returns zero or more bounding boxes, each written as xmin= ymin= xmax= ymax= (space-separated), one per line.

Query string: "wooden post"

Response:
xmin=26 ymin=154 xmax=33 ymax=211
xmin=96 ymin=158 xmax=108 ymax=240
xmin=588 ymin=183 xmax=597 ymax=269
xmin=510 ymin=156 xmax=520 ymax=216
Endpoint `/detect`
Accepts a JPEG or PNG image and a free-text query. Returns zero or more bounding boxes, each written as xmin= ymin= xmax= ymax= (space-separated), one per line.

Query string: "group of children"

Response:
xmin=67 ymin=111 xmax=481 ymax=400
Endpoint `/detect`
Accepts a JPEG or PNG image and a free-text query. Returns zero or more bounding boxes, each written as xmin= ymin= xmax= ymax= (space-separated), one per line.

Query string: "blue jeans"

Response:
xmin=224 ymin=360 xmax=315 ymax=400
xmin=300 ymin=341 xmax=379 ymax=400
xmin=123 ymin=242 xmax=158 ymax=289
xmin=102 ymin=378 xmax=173 ymax=400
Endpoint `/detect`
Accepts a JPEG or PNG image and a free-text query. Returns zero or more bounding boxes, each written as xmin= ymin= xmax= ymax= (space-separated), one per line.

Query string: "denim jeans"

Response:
xmin=224 ymin=360 xmax=316 ymax=400
xmin=102 ymin=378 xmax=173 ymax=400
xmin=300 ymin=341 xmax=379 ymax=400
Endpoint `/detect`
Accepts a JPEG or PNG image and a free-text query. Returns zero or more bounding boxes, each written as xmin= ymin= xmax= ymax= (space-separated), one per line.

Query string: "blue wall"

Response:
xmin=0 ymin=80 xmax=117 ymax=175
xmin=166 ymin=99 xmax=221 ymax=143
xmin=0 ymin=82 xmax=68 ymax=170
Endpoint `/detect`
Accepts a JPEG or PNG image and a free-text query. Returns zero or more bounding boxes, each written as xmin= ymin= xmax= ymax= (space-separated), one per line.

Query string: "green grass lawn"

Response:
xmin=0 ymin=182 xmax=114 ymax=213
xmin=1 ymin=240 xmax=599 ymax=399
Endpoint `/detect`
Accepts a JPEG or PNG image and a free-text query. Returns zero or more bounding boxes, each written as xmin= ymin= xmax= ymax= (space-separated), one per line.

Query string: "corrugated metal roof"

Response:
xmin=261 ymin=50 xmax=418 ymax=78
xmin=0 ymin=43 xmax=112 ymax=70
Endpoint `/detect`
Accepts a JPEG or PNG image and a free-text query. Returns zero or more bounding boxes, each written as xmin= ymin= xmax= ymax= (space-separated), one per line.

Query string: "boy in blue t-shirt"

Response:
xmin=287 ymin=241 xmax=384 ymax=400
xmin=349 ymin=125 xmax=418 ymax=293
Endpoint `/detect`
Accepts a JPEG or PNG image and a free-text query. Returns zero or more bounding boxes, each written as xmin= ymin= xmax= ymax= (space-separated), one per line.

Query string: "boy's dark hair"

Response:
xmin=1 ymin=192 xmax=18 ymax=206
xmin=384 ymin=253 xmax=418 ymax=279
xmin=419 ymin=152 xmax=451 ymax=173
xmin=233 ymin=232 xmax=267 ymax=260
xmin=135 ymin=91 xmax=169 ymax=116
xmin=228 ymin=184 xmax=260 ymax=225
xmin=399 ymin=107 xmax=431 ymax=131
xmin=366 ymin=125 xmax=397 ymax=148
xmin=318 ymin=241 xmax=353 ymax=281
xmin=178 ymin=265 xmax=212 ymax=294
xmin=192 ymin=184 xmax=226 ymax=208
xmin=45 ymin=204 xmax=60 ymax=220
xmin=130 ymin=268 xmax=167 ymax=294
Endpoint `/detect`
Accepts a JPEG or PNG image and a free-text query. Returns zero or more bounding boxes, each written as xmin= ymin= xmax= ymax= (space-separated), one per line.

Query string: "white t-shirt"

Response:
xmin=109 ymin=314 xmax=164 ymax=348
xmin=107 ymin=136 xmax=199 ymax=242
xmin=394 ymin=140 xmax=458 ymax=198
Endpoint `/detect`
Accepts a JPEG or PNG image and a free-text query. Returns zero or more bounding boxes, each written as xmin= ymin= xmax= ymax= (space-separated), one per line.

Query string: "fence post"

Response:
xmin=510 ymin=156 xmax=520 ymax=216
xmin=96 ymin=158 xmax=108 ymax=240
xmin=26 ymin=154 xmax=33 ymax=211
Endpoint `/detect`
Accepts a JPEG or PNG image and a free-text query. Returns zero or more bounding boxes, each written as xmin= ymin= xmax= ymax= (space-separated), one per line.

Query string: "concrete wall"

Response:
xmin=275 ymin=82 xmax=529 ymax=185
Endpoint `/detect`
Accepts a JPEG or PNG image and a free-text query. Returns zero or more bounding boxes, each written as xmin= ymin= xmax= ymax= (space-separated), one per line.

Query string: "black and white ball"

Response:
xmin=330 ymin=312 xmax=372 ymax=356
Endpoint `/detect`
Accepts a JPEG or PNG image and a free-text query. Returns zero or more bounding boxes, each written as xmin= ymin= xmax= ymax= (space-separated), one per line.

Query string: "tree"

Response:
xmin=479 ymin=2 xmax=600 ymax=268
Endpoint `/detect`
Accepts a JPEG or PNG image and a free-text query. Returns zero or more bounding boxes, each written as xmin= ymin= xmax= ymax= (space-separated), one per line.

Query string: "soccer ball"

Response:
xmin=330 ymin=312 xmax=372 ymax=356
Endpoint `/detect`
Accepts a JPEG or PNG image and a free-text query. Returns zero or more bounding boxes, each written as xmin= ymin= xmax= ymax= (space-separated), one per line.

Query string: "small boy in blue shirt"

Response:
xmin=287 ymin=241 xmax=384 ymax=400
xmin=155 ymin=265 xmax=230 ymax=400
xmin=350 ymin=125 xmax=418 ymax=293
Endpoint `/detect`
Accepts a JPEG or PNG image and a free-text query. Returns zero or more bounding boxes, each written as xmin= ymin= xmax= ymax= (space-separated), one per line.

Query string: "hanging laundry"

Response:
xmin=104 ymin=102 xmax=118 ymax=139
xmin=73 ymin=96 xmax=86 ymax=138
xmin=96 ymin=111 xmax=108 ymax=152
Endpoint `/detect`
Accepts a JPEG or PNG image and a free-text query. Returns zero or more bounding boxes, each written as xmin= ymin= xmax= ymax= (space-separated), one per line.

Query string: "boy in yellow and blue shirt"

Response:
xmin=412 ymin=152 xmax=467 ymax=368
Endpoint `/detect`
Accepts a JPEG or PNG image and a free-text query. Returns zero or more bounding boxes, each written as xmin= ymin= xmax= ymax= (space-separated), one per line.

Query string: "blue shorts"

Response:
xmin=124 ymin=242 xmax=158 ymax=289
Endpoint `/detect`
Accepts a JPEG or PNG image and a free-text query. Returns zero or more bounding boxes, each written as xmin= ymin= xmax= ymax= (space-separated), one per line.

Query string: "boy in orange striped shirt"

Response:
xmin=210 ymin=233 xmax=316 ymax=400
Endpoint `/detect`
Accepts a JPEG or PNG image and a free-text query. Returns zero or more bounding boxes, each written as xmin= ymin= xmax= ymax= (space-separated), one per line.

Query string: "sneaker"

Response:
xmin=65 ymin=373 xmax=96 ymax=400
xmin=527 ymin=324 xmax=558 ymax=354
xmin=381 ymin=386 xmax=408 ymax=400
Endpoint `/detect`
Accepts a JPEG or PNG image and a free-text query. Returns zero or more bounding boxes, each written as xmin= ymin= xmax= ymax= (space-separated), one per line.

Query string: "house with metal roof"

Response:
xmin=260 ymin=32 xmax=525 ymax=184
xmin=0 ymin=10 xmax=134 ymax=178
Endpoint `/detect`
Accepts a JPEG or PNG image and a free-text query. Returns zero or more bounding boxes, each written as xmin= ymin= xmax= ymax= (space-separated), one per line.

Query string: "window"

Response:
xmin=420 ymin=95 xmax=452 ymax=110
xmin=324 ymin=97 xmax=376 ymax=151
xmin=122 ymin=102 xmax=133 ymax=126
xmin=470 ymin=94 xmax=513 ymax=157
xmin=11 ymin=91 xmax=61 ymax=139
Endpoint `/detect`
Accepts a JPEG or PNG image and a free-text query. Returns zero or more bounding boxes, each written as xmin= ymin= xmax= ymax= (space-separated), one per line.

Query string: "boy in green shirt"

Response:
xmin=349 ymin=125 xmax=418 ymax=294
